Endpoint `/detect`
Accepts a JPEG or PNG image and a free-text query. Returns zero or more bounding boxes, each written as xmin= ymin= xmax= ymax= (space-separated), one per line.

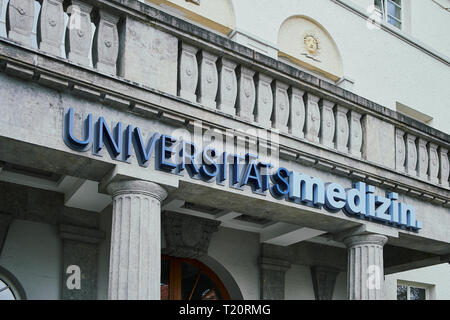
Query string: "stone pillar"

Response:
xmin=343 ymin=234 xmax=388 ymax=300
xmin=59 ymin=224 xmax=104 ymax=300
xmin=311 ymin=266 xmax=339 ymax=300
xmin=106 ymin=180 xmax=167 ymax=300
xmin=259 ymin=257 xmax=290 ymax=300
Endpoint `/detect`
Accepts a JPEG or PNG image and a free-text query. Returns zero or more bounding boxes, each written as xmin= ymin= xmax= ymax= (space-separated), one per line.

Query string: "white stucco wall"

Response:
xmin=0 ymin=220 xmax=62 ymax=299
xmin=384 ymin=263 xmax=450 ymax=300
xmin=208 ymin=226 xmax=261 ymax=300
xmin=285 ymin=264 xmax=315 ymax=300
xmin=229 ymin=0 xmax=450 ymax=133
xmin=285 ymin=265 xmax=347 ymax=300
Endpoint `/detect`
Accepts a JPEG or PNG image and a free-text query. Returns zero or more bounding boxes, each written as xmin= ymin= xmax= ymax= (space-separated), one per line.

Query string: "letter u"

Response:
xmin=64 ymin=108 xmax=93 ymax=151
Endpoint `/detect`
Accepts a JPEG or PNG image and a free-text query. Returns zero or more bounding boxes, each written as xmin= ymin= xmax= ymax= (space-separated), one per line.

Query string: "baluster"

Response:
xmin=38 ymin=0 xmax=64 ymax=57
xmin=178 ymin=42 xmax=198 ymax=103
xmin=255 ymin=73 xmax=273 ymax=128
xmin=440 ymin=147 xmax=449 ymax=188
xmin=305 ymin=93 xmax=320 ymax=143
xmin=320 ymin=99 xmax=335 ymax=148
xmin=428 ymin=142 xmax=439 ymax=184
xmin=349 ymin=111 xmax=362 ymax=157
xmin=0 ymin=0 xmax=6 ymax=38
xmin=236 ymin=66 xmax=255 ymax=123
xmin=7 ymin=0 xmax=35 ymax=46
xmin=93 ymin=10 xmax=119 ymax=74
xmin=217 ymin=58 xmax=237 ymax=116
xmin=405 ymin=133 xmax=417 ymax=176
xmin=272 ymin=80 xmax=289 ymax=133
xmin=335 ymin=106 xmax=349 ymax=153
xmin=417 ymin=138 xmax=429 ymax=179
xmin=65 ymin=0 xmax=93 ymax=66
xmin=198 ymin=51 xmax=218 ymax=109
xmin=288 ymin=87 xmax=305 ymax=139
xmin=395 ymin=129 xmax=406 ymax=173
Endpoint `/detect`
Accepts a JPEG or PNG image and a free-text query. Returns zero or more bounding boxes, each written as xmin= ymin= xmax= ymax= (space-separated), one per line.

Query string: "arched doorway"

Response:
xmin=161 ymin=255 xmax=231 ymax=300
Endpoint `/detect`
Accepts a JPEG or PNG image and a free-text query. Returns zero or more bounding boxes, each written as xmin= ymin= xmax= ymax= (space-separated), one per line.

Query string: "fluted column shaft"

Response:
xmin=106 ymin=180 xmax=167 ymax=300
xmin=343 ymin=234 xmax=388 ymax=300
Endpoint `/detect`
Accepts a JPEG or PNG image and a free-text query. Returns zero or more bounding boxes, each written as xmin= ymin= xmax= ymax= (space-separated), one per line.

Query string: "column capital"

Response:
xmin=333 ymin=224 xmax=397 ymax=243
xmin=343 ymin=234 xmax=388 ymax=248
xmin=106 ymin=179 xmax=168 ymax=202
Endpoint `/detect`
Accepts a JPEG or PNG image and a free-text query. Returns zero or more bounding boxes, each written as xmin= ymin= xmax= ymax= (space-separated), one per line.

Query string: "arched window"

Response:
xmin=161 ymin=255 xmax=231 ymax=300
xmin=0 ymin=267 xmax=26 ymax=300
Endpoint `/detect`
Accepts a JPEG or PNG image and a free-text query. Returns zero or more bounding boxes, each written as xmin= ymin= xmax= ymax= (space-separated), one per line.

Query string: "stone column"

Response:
xmin=259 ymin=257 xmax=290 ymax=300
xmin=343 ymin=234 xmax=388 ymax=300
xmin=106 ymin=180 xmax=167 ymax=300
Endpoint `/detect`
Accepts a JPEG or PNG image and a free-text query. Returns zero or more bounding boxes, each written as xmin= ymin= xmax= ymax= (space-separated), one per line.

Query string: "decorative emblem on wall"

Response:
xmin=302 ymin=33 xmax=321 ymax=62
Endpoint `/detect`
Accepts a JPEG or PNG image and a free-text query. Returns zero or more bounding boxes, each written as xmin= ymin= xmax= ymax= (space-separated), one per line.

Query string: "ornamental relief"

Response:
xmin=301 ymin=31 xmax=321 ymax=62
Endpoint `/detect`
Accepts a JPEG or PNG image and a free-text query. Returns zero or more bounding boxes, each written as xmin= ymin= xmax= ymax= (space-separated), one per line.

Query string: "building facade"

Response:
xmin=0 ymin=0 xmax=449 ymax=300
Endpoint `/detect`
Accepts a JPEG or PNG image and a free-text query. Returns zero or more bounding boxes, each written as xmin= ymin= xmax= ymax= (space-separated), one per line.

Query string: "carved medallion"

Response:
xmin=302 ymin=33 xmax=321 ymax=62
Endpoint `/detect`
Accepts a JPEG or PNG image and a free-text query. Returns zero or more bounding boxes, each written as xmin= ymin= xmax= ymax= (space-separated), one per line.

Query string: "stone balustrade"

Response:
xmin=0 ymin=0 xmax=120 ymax=74
xmin=0 ymin=0 xmax=448 ymax=195
xmin=395 ymin=128 xmax=449 ymax=189
xmin=178 ymin=41 xmax=364 ymax=160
